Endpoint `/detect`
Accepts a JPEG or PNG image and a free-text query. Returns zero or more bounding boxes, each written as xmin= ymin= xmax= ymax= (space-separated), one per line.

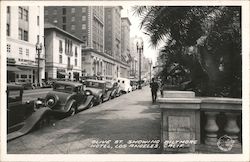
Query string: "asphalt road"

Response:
xmin=8 ymin=86 xmax=161 ymax=154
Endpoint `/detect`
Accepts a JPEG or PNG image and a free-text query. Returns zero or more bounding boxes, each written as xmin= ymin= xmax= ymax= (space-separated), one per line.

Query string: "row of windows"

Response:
xmin=59 ymin=39 xmax=78 ymax=57
xmin=7 ymin=44 xmax=29 ymax=56
xmin=59 ymin=55 xmax=78 ymax=66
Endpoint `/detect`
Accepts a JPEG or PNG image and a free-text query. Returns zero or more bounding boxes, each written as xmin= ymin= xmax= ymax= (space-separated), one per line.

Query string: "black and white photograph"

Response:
xmin=0 ymin=0 xmax=249 ymax=161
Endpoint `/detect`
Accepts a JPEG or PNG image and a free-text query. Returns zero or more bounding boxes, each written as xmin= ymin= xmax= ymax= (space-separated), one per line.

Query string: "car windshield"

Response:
xmin=53 ymin=84 xmax=74 ymax=93
xmin=8 ymin=90 xmax=21 ymax=103
xmin=86 ymin=81 xmax=104 ymax=88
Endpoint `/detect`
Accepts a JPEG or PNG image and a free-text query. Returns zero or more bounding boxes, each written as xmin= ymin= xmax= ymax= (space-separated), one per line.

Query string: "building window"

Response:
xmin=59 ymin=40 xmax=63 ymax=53
xmin=82 ymin=24 xmax=86 ymax=30
xmin=19 ymin=47 xmax=23 ymax=55
xmin=75 ymin=59 xmax=77 ymax=66
xmin=37 ymin=35 xmax=40 ymax=43
xmin=62 ymin=16 xmax=66 ymax=23
xmin=82 ymin=7 xmax=86 ymax=13
xmin=59 ymin=55 xmax=62 ymax=63
xmin=71 ymin=8 xmax=75 ymax=13
xmin=67 ymin=57 xmax=70 ymax=66
xmin=23 ymin=30 xmax=28 ymax=41
xmin=53 ymin=9 xmax=57 ymax=15
xmin=18 ymin=28 xmax=22 ymax=40
xmin=19 ymin=28 xmax=28 ymax=41
xmin=7 ymin=6 xmax=10 ymax=13
xmin=37 ymin=16 xmax=39 ymax=26
xmin=71 ymin=17 xmax=75 ymax=22
xmin=62 ymin=8 xmax=66 ymax=15
xmin=82 ymin=15 xmax=86 ymax=21
xmin=63 ymin=25 xmax=66 ymax=30
xmin=18 ymin=7 xmax=23 ymax=19
xmin=7 ymin=44 xmax=11 ymax=53
xmin=71 ymin=25 xmax=75 ymax=30
xmin=26 ymin=49 xmax=29 ymax=56
xmin=75 ymin=46 xmax=77 ymax=57
xmin=7 ymin=24 xmax=10 ymax=36
xmin=45 ymin=10 xmax=48 ymax=15
xmin=23 ymin=9 xmax=28 ymax=21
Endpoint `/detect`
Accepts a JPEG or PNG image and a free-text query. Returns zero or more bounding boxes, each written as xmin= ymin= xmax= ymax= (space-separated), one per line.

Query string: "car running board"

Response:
xmin=7 ymin=107 xmax=51 ymax=142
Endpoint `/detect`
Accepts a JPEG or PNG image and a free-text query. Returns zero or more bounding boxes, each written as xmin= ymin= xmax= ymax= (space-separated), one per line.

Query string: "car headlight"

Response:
xmin=86 ymin=91 xmax=90 ymax=95
xmin=35 ymin=100 xmax=43 ymax=105
xmin=46 ymin=98 xmax=55 ymax=107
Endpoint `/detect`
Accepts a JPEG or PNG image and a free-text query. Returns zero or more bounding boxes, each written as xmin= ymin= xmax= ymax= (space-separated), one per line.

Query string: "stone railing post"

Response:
xmin=204 ymin=112 xmax=219 ymax=145
xmin=224 ymin=112 xmax=241 ymax=147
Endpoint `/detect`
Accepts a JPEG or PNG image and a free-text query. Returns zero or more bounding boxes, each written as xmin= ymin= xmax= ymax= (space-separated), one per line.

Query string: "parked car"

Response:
xmin=85 ymin=79 xmax=113 ymax=105
xmin=7 ymin=84 xmax=51 ymax=141
xmin=117 ymin=77 xmax=132 ymax=93
xmin=130 ymin=79 xmax=139 ymax=91
xmin=106 ymin=81 xmax=122 ymax=98
xmin=15 ymin=79 xmax=35 ymax=90
xmin=44 ymin=81 xmax=94 ymax=116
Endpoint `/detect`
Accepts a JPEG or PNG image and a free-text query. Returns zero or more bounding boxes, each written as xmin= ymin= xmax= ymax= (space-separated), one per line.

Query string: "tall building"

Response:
xmin=121 ymin=17 xmax=131 ymax=63
xmin=104 ymin=6 xmax=130 ymax=78
xmin=44 ymin=23 xmax=83 ymax=81
xmin=6 ymin=6 xmax=45 ymax=85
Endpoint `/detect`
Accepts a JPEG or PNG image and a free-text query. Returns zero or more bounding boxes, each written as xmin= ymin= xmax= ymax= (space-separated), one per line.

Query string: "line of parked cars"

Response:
xmin=7 ymin=77 xmax=143 ymax=141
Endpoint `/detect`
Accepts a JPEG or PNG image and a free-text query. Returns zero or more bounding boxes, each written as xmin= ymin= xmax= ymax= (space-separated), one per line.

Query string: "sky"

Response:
xmin=121 ymin=6 xmax=163 ymax=65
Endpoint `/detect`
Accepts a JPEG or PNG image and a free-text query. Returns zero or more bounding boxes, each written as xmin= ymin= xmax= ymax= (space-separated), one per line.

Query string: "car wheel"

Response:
xmin=69 ymin=103 xmax=77 ymax=116
xmin=88 ymin=100 xmax=94 ymax=108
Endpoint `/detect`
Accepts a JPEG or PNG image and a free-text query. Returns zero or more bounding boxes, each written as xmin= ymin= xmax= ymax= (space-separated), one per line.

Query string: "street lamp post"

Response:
xmin=136 ymin=41 xmax=143 ymax=89
xmin=36 ymin=42 xmax=42 ymax=87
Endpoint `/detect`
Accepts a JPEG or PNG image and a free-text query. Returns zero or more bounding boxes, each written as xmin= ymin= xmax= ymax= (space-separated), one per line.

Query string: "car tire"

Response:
xmin=69 ymin=101 xmax=77 ymax=116
xmin=37 ymin=114 xmax=50 ymax=129
xmin=88 ymin=100 xmax=94 ymax=108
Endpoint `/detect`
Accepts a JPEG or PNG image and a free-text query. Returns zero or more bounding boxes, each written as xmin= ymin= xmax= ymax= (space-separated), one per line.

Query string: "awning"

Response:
xmin=7 ymin=66 xmax=22 ymax=72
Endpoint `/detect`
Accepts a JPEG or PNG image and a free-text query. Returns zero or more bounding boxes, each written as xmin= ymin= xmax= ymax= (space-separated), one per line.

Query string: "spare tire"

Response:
xmin=45 ymin=94 xmax=58 ymax=108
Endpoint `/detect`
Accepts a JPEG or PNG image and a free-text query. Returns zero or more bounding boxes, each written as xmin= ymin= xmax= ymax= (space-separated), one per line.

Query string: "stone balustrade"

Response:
xmin=158 ymin=91 xmax=242 ymax=153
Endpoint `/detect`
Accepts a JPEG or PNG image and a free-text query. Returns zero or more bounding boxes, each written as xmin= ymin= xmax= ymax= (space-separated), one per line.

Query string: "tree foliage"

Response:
xmin=133 ymin=6 xmax=241 ymax=97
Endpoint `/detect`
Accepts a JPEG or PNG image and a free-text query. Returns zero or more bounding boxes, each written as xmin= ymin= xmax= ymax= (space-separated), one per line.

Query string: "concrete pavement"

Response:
xmin=7 ymin=86 xmax=162 ymax=154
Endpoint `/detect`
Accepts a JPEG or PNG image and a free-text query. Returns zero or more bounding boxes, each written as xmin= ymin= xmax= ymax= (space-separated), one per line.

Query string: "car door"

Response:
xmin=7 ymin=89 xmax=26 ymax=129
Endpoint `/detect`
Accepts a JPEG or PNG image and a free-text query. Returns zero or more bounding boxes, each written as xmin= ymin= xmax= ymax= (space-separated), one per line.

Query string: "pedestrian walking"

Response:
xmin=150 ymin=78 xmax=159 ymax=103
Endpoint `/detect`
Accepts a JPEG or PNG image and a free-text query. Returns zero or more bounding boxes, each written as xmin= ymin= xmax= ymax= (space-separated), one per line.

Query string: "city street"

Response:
xmin=23 ymin=88 xmax=52 ymax=102
xmin=7 ymin=86 xmax=162 ymax=154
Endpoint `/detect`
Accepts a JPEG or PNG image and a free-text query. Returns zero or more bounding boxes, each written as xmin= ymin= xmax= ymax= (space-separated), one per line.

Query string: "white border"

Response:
xmin=1 ymin=1 xmax=249 ymax=162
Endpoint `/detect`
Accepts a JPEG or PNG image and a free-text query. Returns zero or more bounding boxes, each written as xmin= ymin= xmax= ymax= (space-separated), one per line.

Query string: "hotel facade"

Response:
xmin=44 ymin=23 xmax=83 ymax=81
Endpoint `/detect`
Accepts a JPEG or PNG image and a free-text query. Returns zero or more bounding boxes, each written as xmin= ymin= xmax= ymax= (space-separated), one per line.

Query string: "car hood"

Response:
xmin=85 ymin=87 xmax=102 ymax=96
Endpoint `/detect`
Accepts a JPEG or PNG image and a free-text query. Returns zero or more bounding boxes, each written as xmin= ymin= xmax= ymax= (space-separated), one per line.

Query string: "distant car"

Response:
xmin=44 ymin=81 xmax=94 ymax=116
xmin=7 ymin=84 xmax=51 ymax=136
xmin=85 ymin=79 xmax=113 ymax=105
xmin=117 ymin=77 xmax=132 ymax=93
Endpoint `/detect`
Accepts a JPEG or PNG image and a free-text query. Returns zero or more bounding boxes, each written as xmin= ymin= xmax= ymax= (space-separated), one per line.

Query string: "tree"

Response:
xmin=133 ymin=6 xmax=241 ymax=97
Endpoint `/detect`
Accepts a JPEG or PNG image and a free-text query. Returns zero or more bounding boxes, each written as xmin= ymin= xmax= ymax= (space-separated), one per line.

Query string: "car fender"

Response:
xmin=64 ymin=99 xmax=76 ymax=112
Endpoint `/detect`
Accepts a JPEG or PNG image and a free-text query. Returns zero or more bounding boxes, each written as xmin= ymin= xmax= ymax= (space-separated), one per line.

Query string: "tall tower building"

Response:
xmin=6 ymin=6 xmax=45 ymax=85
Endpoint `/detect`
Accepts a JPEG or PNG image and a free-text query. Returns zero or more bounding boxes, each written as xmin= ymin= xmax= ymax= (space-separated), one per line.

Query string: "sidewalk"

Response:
xmin=7 ymin=86 xmax=162 ymax=154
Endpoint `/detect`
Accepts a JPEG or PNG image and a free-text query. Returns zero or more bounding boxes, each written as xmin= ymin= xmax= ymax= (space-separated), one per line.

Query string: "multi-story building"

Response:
xmin=45 ymin=6 xmax=117 ymax=80
xmin=6 ymin=6 xmax=45 ymax=85
xmin=44 ymin=23 xmax=83 ymax=81
xmin=104 ymin=6 xmax=130 ymax=78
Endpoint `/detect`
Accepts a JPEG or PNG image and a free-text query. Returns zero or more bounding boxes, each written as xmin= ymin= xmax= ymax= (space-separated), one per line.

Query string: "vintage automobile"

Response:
xmin=106 ymin=81 xmax=122 ymax=98
xmin=85 ymin=79 xmax=113 ymax=105
xmin=7 ymin=84 xmax=52 ymax=141
xmin=117 ymin=77 xmax=132 ymax=93
xmin=44 ymin=81 xmax=94 ymax=116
